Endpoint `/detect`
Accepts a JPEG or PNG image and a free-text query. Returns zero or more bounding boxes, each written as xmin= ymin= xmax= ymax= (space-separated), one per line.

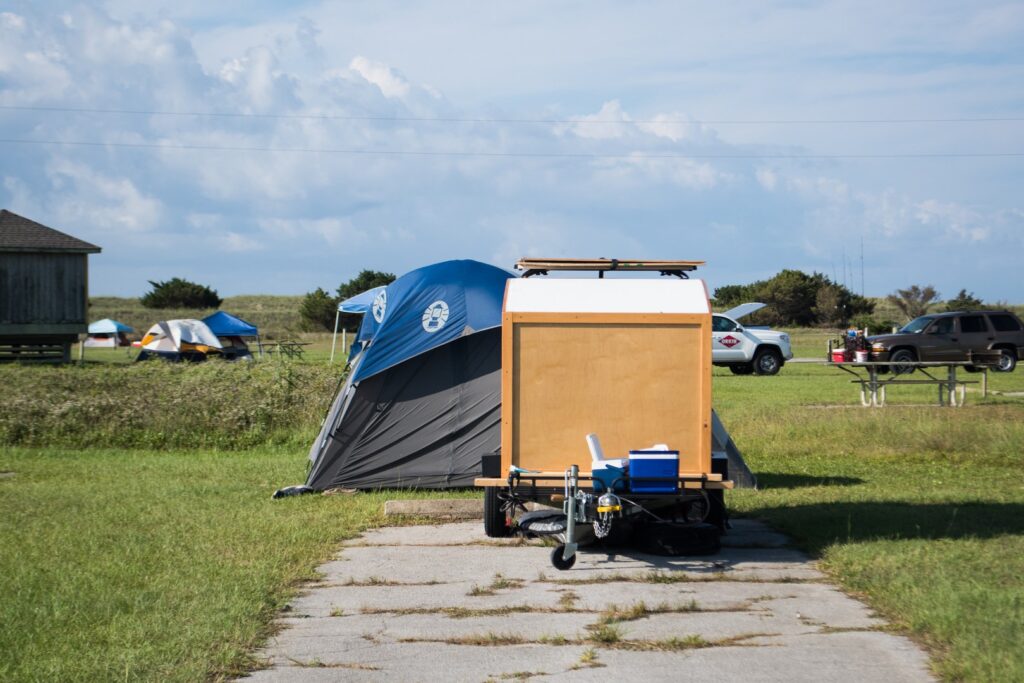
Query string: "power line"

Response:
xmin=1 ymin=104 xmax=1022 ymax=126
xmin=1 ymin=137 xmax=1021 ymax=159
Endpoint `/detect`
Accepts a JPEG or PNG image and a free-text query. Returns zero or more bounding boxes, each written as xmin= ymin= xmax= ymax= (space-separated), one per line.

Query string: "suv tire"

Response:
xmin=995 ymin=348 xmax=1017 ymax=373
xmin=729 ymin=363 xmax=755 ymax=375
xmin=890 ymin=349 xmax=917 ymax=375
xmin=753 ymin=348 xmax=783 ymax=376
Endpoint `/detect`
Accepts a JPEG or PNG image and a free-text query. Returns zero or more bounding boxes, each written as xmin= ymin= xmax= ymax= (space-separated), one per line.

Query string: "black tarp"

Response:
xmin=306 ymin=328 xmax=500 ymax=490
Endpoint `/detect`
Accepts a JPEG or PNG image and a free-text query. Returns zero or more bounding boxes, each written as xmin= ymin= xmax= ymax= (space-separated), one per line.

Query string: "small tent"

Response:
xmin=202 ymin=311 xmax=261 ymax=359
xmin=306 ymin=260 xmax=514 ymax=490
xmin=84 ymin=319 xmax=133 ymax=348
xmin=136 ymin=319 xmax=222 ymax=362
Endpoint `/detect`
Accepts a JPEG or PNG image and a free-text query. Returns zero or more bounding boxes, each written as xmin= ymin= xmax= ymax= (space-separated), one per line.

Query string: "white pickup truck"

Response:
xmin=712 ymin=303 xmax=793 ymax=375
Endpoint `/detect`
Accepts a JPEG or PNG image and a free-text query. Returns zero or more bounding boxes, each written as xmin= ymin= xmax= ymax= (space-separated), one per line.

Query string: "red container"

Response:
xmin=831 ymin=350 xmax=847 ymax=363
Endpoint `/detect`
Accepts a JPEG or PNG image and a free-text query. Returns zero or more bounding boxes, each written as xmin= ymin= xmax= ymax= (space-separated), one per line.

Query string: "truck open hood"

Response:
xmin=721 ymin=302 xmax=766 ymax=321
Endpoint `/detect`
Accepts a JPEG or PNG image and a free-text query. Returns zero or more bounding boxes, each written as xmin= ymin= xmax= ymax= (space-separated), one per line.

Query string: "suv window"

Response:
xmin=989 ymin=314 xmax=1022 ymax=332
xmin=930 ymin=317 xmax=954 ymax=335
xmin=959 ymin=315 xmax=987 ymax=333
xmin=712 ymin=315 xmax=737 ymax=332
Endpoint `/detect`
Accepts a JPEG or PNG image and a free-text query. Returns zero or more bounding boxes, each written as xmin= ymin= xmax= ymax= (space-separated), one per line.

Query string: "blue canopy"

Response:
xmin=351 ymin=260 xmax=514 ymax=382
xmin=337 ymin=286 xmax=387 ymax=314
xmin=88 ymin=318 xmax=133 ymax=334
xmin=202 ymin=311 xmax=259 ymax=337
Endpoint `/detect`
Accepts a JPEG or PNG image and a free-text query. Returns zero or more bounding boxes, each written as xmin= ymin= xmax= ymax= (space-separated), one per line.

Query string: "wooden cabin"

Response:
xmin=0 ymin=210 xmax=101 ymax=362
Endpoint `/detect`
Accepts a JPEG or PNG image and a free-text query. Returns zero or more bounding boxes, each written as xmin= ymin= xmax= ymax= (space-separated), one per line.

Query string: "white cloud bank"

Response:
xmin=0 ymin=3 xmax=1020 ymax=301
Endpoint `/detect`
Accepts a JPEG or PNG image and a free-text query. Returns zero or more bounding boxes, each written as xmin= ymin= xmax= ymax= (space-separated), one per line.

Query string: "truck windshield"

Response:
xmin=900 ymin=315 xmax=936 ymax=334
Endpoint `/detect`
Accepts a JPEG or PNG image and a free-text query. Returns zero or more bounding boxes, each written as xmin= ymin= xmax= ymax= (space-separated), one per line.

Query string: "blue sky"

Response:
xmin=1 ymin=1 xmax=1022 ymax=301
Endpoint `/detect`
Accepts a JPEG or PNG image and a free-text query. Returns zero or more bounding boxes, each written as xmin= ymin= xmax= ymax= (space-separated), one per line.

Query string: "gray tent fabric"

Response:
xmin=712 ymin=409 xmax=757 ymax=489
xmin=306 ymin=328 xmax=500 ymax=490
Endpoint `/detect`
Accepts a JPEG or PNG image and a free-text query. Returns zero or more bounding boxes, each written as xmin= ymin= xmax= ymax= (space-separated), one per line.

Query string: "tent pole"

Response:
xmin=343 ymin=328 xmax=347 ymax=354
xmin=329 ymin=309 xmax=341 ymax=365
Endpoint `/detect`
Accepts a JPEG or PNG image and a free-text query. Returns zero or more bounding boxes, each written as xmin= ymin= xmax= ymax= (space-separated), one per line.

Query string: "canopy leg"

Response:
xmin=329 ymin=310 xmax=341 ymax=365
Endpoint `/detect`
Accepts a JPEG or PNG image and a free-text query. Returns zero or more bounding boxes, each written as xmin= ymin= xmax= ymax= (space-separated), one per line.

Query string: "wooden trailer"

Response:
xmin=475 ymin=259 xmax=733 ymax=568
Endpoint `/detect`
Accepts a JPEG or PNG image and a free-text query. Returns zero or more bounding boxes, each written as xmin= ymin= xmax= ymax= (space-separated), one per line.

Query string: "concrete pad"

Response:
xmin=240 ymin=519 xmax=933 ymax=682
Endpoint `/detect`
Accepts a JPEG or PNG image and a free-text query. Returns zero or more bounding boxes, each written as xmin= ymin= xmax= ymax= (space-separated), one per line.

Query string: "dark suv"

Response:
xmin=869 ymin=310 xmax=1024 ymax=373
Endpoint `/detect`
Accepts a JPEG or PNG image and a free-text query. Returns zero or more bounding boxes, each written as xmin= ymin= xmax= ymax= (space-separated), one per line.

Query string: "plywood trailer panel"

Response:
xmin=502 ymin=312 xmax=711 ymax=476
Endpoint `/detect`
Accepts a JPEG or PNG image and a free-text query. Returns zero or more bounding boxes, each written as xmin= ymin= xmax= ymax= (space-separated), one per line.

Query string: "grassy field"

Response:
xmin=1 ymin=337 xmax=1023 ymax=681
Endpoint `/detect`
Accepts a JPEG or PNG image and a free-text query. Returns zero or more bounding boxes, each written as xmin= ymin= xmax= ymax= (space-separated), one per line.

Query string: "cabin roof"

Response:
xmin=0 ymin=210 xmax=101 ymax=253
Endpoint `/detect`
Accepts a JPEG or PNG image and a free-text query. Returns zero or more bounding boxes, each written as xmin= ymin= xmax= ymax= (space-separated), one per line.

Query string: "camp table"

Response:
xmin=270 ymin=340 xmax=311 ymax=359
xmin=829 ymin=360 xmax=992 ymax=407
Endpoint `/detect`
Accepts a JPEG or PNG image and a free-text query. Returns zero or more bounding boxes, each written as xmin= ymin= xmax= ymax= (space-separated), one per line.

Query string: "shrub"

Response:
xmin=0 ymin=362 xmax=339 ymax=450
xmin=141 ymin=278 xmax=222 ymax=309
xmin=299 ymin=288 xmax=339 ymax=332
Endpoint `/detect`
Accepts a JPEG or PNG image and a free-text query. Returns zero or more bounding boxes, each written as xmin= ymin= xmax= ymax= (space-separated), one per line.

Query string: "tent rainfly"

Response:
xmin=136 ymin=319 xmax=222 ymax=362
xmin=306 ymin=260 xmax=514 ymax=490
xmin=201 ymin=311 xmax=261 ymax=359
xmin=329 ymin=285 xmax=386 ymax=364
xmin=84 ymin=318 xmax=133 ymax=348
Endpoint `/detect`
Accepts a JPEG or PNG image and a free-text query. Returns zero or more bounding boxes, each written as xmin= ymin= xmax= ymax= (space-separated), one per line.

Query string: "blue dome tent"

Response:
xmin=307 ymin=260 xmax=514 ymax=490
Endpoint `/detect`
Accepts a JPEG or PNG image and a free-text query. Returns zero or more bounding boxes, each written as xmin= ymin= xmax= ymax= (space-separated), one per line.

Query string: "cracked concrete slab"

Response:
xmin=243 ymin=519 xmax=933 ymax=682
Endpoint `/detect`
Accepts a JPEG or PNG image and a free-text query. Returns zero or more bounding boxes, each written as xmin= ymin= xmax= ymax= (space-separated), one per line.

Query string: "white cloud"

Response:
xmin=348 ymin=56 xmax=411 ymax=99
xmin=755 ymin=168 xmax=778 ymax=191
xmin=45 ymin=159 xmax=162 ymax=233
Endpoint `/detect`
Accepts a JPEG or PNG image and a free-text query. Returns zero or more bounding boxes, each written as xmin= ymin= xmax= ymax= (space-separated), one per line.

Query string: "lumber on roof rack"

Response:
xmin=514 ymin=257 xmax=705 ymax=278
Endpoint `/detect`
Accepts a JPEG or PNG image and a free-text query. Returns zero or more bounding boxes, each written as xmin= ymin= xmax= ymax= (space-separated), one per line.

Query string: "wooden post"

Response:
xmin=982 ymin=368 xmax=988 ymax=397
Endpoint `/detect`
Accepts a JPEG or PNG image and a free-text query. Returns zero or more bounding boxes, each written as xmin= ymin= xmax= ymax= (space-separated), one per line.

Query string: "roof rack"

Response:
xmin=514 ymin=257 xmax=705 ymax=279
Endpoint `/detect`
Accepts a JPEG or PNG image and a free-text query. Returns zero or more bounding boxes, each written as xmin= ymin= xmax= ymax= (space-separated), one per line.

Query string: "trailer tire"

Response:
xmin=551 ymin=544 xmax=576 ymax=570
xmin=483 ymin=486 xmax=511 ymax=537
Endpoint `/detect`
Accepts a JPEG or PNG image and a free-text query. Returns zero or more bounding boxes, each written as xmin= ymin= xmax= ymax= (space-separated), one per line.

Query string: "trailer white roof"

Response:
xmin=505 ymin=278 xmax=710 ymax=314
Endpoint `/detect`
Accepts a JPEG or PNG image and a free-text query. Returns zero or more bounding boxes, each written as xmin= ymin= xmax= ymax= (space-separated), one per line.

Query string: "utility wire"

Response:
xmin=1 ymin=104 xmax=1022 ymax=125
xmin=0 ymin=137 xmax=1020 ymax=159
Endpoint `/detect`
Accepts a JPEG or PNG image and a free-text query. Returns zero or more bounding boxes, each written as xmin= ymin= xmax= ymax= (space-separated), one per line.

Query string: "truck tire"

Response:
xmin=483 ymin=486 xmax=511 ymax=537
xmin=729 ymin=363 xmax=754 ymax=375
xmin=995 ymin=348 xmax=1017 ymax=373
xmin=753 ymin=348 xmax=783 ymax=376
xmin=890 ymin=349 xmax=917 ymax=375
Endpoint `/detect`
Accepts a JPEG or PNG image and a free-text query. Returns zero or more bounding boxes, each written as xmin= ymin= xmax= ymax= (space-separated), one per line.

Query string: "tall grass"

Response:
xmin=88 ymin=295 xmax=306 ymax=340
xmin=0 ymin=362 xmax=340 ymax=449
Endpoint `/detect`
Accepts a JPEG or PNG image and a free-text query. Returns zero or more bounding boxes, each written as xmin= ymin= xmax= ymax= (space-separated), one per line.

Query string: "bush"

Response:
xmin=299 ymin=288 xmax=339 ymax=332
xmin=141 ymin=278 xmax=222 ymax=309
xmin=0 ymin=363 xmax=339 ymax=450
xmin=714 ymin=270 xmax=873 ymax=327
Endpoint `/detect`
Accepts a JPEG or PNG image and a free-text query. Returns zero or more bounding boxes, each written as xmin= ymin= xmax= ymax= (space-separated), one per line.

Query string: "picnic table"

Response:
xmin=267 ymin=340 xmax=311 ymax=359
xmin=828 ymin=360 xmax=991 ymax=407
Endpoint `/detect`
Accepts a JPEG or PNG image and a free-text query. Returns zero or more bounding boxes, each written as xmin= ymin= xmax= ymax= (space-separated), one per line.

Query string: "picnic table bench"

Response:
xmin=828 ymin=360 xmax=992 ymax=407
xmin=266 ymin=340 xmax=311 ymax=359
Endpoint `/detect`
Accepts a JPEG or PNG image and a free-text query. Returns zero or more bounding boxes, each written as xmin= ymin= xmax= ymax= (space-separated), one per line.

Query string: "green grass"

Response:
xmin=1 ymin=349 xmax=1023 ymax=681
xmin=0 ymin=447 xmax=476 ymax=681
xmin=0 ymin=362 xmax=340 ymax=449
xmin=718 ymin=363 xmax=1024 ymax=682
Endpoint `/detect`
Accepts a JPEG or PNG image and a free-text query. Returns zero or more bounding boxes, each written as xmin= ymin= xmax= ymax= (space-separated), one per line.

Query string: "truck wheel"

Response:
xmin=729 ymin=364 xmax=754 ymax=375
xmin=753 ymin=348 xmax=782 ymax=375
xmin=483 ymin=486 xmax=511 ymax=537
xmin=995 ymin=348 xmax=1017 ymax=373
xmin=890 ymin=349 xmax=917 ymax=375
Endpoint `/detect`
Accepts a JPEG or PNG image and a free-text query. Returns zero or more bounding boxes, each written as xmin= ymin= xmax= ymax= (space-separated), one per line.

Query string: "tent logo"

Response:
xmin=422 ymin=300 xmax=450 ymax=333
xmin=372 ymin=291 xmax=387 ymax=323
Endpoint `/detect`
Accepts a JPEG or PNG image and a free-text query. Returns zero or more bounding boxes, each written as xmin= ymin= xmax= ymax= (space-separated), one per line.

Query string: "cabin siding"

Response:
xmin=0 ymin=252 xmax=88 ymax=326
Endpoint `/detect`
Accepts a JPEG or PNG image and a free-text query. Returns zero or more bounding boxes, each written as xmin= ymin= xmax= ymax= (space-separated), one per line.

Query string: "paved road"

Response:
xmin=246 ymin=520 xmax=932 ymax=682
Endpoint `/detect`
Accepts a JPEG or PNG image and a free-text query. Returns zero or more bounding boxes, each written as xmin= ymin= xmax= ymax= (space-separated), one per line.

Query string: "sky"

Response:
xmin=1 ymin=1 xmax=1022 ymax=301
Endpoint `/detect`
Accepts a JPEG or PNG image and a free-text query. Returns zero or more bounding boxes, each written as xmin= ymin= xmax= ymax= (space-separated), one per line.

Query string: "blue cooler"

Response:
xmin=591 ymin=459 xmax=628 ymax=492
xmin=628 ymin=450 xmax=679 ymax=493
